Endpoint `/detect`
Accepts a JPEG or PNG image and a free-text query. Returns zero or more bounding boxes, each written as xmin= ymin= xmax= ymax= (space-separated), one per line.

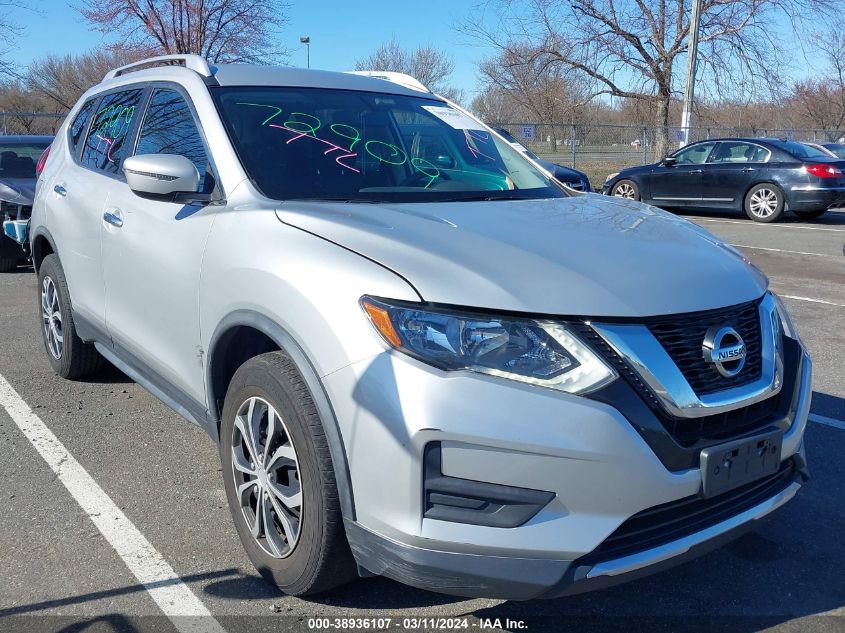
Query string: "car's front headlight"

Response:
xmin=604 ymin=172 xmax=619 ymax=183
xmin=361 ymin=297 xmax=617 ymax=395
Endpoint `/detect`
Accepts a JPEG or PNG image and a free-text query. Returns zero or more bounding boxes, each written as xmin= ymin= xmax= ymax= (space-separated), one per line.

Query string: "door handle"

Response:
xmin=690 ymin=169 xmax=703 ymax=174
xmin=743 ymin=167 xmax=757 ymax=172
xmin=53 ymin=184 xmax=67 ymax=197
xmin=103 ymin=210 xmax=124 ymax=228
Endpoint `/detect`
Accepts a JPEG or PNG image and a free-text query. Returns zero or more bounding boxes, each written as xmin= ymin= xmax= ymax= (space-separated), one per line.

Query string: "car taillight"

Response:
xmin=806 ymin=163 xmax=842 ymax=179
xmin=35 ymin=146 xmax=51 ymax=178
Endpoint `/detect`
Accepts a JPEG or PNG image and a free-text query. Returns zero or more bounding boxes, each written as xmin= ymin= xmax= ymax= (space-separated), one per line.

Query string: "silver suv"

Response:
xmin=31 ymin=55 xmax=811 ymax=599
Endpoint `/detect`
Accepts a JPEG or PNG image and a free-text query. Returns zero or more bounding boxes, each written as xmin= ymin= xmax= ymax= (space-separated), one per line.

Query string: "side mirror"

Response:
xmin=662 ymin=156 xmax=677 ymax=167
xmin=123 ymin=154 xmax=204 ymax=202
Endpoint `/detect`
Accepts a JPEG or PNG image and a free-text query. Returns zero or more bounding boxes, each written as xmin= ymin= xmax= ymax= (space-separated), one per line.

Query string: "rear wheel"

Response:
xmin=744 ymin=184 xmax=785 ymax=222
xmin=611 ymin=179 xmax=640 ymax=200
xmin=793 ymin=209 xmax=827 ymax=220
xmin=37 ymin=254 xmax=105 ymax=378
xmin=220 ymin=351 xmax=357 ymax=595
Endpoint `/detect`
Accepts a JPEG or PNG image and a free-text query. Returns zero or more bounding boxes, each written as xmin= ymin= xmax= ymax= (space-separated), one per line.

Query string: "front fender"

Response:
xmin=199 ymin=206 xmax=421 ymax=520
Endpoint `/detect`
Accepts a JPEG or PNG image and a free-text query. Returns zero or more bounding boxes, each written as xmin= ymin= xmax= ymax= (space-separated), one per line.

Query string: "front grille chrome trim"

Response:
xmin=591 ymin=293 xmax=783 ymax=419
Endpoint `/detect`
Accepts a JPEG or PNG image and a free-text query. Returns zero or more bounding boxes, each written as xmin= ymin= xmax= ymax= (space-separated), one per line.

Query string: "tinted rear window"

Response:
xmin=775 ymin=141 xmax=834 ymax=160
xmin=69 ymin=99 xmax=95 ymax=157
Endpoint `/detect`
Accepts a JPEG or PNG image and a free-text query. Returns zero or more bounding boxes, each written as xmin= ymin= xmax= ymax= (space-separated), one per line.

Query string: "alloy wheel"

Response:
xmin=613 ymin=182 xmax=636 ymax=199
xmin=749 ymin=188 xmax=779 ymax=218
xmin=231 ymin=396 xmax=302 ymax=558
xmin=41 ymin=276 xmax=63 ymax=360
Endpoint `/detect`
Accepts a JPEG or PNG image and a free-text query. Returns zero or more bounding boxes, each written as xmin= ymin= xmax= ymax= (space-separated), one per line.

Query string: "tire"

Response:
xmin=793 ymin=209 xmax=827 ymax=220
xmin=0 ymin=236 xmax=20 ymax=272
xmin=220 ymin=351 xmax=357 ymax=595
xmin=37 ymin=254 xmax=105 ymax=379
xmin=611 ymin=179 xmax=640 ymax=200
xmin=744 ymin=184 xmax=785 ymax=222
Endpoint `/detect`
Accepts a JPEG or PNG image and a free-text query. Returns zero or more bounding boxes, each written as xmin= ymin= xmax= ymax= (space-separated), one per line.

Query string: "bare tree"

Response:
xmin=0 ymin=81 xmax=44 ymax=132
xmin=786 ymin=23 xmax=845 ymax=139
xmin=0 ymin=0 xmax=34 ymax=78
xmin=476 ymin=45 xmax=593 ymax=124
xmin=354 ymin=37 xmax=463 ymax=102
xmin=77 ymin=0 xmax=291 ymax=63
xmin=26 ymin=48 xmax=146 ymax=111
xmin=471 ymin=86 xmax=524 ymax=122
xmin=463 ymin=0 xmax=833 ymax=154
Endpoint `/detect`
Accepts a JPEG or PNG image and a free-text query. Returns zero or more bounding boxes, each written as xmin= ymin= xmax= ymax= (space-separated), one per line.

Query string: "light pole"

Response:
xmin=679 ymin=0 xmax=703 ymax=147
xmin=300 ymin=36 xmax=310 ymax=69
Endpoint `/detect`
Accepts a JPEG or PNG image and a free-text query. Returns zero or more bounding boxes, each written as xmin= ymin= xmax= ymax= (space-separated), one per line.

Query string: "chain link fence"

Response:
xmin=495 ymin=123 xmax=843 ymax=187
xmin=0 ymin=112 xmax=66 ymax=136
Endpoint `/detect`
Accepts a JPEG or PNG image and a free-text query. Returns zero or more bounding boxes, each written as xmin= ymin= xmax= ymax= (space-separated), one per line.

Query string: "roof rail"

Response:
xmin=344 ymin=70 xmax=430 ymax=93
xmin=103 ymin=54 xmax=214 ymax=81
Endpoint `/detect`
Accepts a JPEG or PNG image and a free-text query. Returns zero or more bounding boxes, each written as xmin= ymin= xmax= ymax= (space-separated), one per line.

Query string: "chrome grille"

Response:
xmin=645 ymin=300 xmax=763 ymax=396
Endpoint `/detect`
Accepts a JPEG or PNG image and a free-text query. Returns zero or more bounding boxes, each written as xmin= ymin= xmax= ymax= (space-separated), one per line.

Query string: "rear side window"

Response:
xmin=135 ymin=89 xmax=212 ymax=192
xmin=81 ymin=89 xmax=144 ymax=174
xmin=69 ymin=99 xmax=95 ymax=157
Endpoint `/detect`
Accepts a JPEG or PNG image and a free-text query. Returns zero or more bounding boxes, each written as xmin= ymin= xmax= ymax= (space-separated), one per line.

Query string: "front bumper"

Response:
xmin=325 ymin=343 xmax=811 ymax=600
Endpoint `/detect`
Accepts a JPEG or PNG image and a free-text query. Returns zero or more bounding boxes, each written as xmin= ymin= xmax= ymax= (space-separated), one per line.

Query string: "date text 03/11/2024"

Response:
xmin=306 ymin=617 xmax=529 ymax=630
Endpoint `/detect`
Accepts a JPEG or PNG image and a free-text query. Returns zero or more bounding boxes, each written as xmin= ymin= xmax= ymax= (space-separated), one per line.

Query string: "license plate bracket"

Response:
xmin=700 ymin=428 xmax=783 ymax=498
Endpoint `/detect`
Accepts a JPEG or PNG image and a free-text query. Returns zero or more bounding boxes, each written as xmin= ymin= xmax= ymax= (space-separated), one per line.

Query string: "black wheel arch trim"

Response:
xmin=30 ymin=226 xmax=59 ymax=272
xmin=207 ymin=309 xmax=356 ymax=521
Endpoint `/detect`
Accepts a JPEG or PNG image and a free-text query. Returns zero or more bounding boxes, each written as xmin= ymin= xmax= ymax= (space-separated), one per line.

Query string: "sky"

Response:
xmin=6 ymin=0 xmax=497 ymax=99
xmin=4 ymin=0 xmax=822 ymax=109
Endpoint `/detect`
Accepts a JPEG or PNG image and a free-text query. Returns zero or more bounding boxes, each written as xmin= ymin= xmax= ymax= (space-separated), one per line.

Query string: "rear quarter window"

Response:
xmin=68 ymin=99 xmax=95 ymax=157
xmin=81 ymin=89 xmax=144 ymax=175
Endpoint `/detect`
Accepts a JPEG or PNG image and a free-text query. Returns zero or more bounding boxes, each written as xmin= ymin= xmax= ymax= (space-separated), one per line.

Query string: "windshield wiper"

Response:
xmin=437 ymin=194 xmax=529 ymax=202
xmin=287 ymin=197 xmax=388 ymax=204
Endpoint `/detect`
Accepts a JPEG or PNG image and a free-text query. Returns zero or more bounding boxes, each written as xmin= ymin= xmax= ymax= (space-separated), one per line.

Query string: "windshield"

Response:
xmin=495 ymin=128 xmax=542 ymax=161
xmin=0 ymin=142 xmax=49 ymax=179
xmin=212 ymin=87 xmax=564 ymax=202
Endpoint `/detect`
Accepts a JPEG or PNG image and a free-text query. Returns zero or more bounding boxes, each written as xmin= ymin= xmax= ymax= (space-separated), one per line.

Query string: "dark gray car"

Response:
xmin=602 ymin=138 xmax=845 ymax=222
xmin=0 ymin=135 xmax=53 ymax=271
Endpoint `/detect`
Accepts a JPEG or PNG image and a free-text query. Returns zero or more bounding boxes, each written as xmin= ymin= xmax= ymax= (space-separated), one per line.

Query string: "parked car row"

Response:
xmin=602 ymin=137 xmax=845 ymax=222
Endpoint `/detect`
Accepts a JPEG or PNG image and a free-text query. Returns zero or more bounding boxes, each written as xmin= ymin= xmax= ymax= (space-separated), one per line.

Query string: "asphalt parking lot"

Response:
xmin=0 ymin=207 xmax=843 ymax=633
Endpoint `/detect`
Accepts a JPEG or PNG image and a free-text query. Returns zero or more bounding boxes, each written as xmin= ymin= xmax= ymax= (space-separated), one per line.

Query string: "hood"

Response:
xmin=275 ymin=196 xmax=768 ymax=318
xmin=0 ymin=177 xmax=36 ymax=207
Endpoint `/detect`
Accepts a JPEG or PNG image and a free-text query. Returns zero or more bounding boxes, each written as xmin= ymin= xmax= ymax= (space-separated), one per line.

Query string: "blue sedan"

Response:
xmin=602 ymin=138 xmax=845 ymax=222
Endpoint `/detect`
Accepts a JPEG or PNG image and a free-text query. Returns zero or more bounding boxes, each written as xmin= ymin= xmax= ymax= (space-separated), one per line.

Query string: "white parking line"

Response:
xmin=780 ymin=295 xmax=845 ymax=308
xmin=810 ymin=413 xmax=845 ymax=431
xmin=694 ymin=218 xmax=845 ymax=232
xmin=0 ymin=372 xmax=225 ymax=633
xmin=732 ymin=244 xmax=840 ymax=259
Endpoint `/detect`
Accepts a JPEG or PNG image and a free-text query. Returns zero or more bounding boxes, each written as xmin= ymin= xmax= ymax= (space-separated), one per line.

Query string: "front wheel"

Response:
xmin=744 ymin=184 xmax=785 ymax=222
xmin=793 ymin=209 xmax=827 ymax=220
xmin=220 ymin=351 xmax=357 ymax=595
xmin=611 ymin=179 xmax=640 ymax=200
